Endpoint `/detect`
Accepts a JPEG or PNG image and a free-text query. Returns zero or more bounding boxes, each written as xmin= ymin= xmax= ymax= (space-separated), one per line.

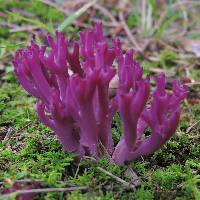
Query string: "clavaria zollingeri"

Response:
xmin=13 ymin=22 xmax=187 ymax=165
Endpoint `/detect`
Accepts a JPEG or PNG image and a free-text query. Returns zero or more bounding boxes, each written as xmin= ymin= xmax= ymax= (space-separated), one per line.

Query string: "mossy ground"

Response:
xmin=0 ymin=1 xmax=200 ymax=199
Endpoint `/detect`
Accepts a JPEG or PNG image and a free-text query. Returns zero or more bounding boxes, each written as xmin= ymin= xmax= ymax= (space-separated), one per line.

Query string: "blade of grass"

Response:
xmin=7 ymin=11 xmax=54 ymax=34
xmin=57 ymin=0 xmax=97 ymax=32
xmin=146 ymin=0 xmax=153 ymax=35
xmin=0 ymin=42 xmax=26 ymax=49
xmin=155 ymin=12 xmax=181 ymax=37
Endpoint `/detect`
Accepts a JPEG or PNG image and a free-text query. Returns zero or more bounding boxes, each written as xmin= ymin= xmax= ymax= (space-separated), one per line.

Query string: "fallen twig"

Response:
xmin=93 ymin=3 xmax=118 ymax=26
xmin=185 ymin=82 xmax=200 ymax=86
xmin=0 ymin=20 xmax=19 ymax=29
xmin=119 ymin=11 xmax=143 ymax=53
xmin=172 ymin=0 xmax=200 ymax=8
xmin=0 ymin=186 xmax=88 ymax=200
xmin=186 ymin=120 xmax=200 ymax=134
xmin=97 ymin=167 xmax=136 ymax=190
xmin=3 ymin=126 xmax=13 ymax=141
xmin=9 ymin=25 xmax=39 ymax=33
xmin=0 ymin=179 xmax=75 ymax=187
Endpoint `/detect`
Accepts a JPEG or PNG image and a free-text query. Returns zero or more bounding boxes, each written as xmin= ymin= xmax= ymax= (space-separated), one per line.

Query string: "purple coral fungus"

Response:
xmin=13 ymin=22 xmax=187 ymax=165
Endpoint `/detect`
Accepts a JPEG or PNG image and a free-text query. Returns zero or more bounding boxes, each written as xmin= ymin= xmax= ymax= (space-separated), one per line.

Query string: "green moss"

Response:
xmin=0 ymin=82 xmax=35 ymax=126
xmin=0 ymin=134 xmax=74 ymax=181
xmin=134 ymin=185 xmax=154 ymax=200
xmin=153 ymin=164 xmax=184 ymax=190
xmin=192 ymin=102 xmax=200 ymax=119
xmin=159 ymin=50 xmax=177 ymax=68
xmin=151 ymin=162 xmax=200 ymax=199
xmin=69 ymin=171 xmax=94 ymax=187
xmin=68 ymin=191 xmax=114 ymax=200
xmin=130 ymin=161 xmax=149 ymax=175
xmin=112 ymin=113 xmax=122 ymax=145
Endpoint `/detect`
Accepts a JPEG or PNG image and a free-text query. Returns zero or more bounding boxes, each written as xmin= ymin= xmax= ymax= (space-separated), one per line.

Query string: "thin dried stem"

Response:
xmin=1 ymin=186 xmax=88 ymax=200
xmin=97 ymin=167 xmax=136 ymax=190
xmin=186 ymin=120 xmax=200 ymax=134
xmin=94 ymin=3 xmax=118 ymax=26
xmin=119 ymin=11 xmax=142 ymax=52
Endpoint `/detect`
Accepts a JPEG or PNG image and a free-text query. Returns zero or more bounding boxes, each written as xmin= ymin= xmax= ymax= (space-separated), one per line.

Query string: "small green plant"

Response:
xmin=155 ymin=7 xmax=182 ymax=37
xmin=127 ymin=13 xmax=140 ymax=28
xmin=159 ymin=50 xmax=177 ymax=68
